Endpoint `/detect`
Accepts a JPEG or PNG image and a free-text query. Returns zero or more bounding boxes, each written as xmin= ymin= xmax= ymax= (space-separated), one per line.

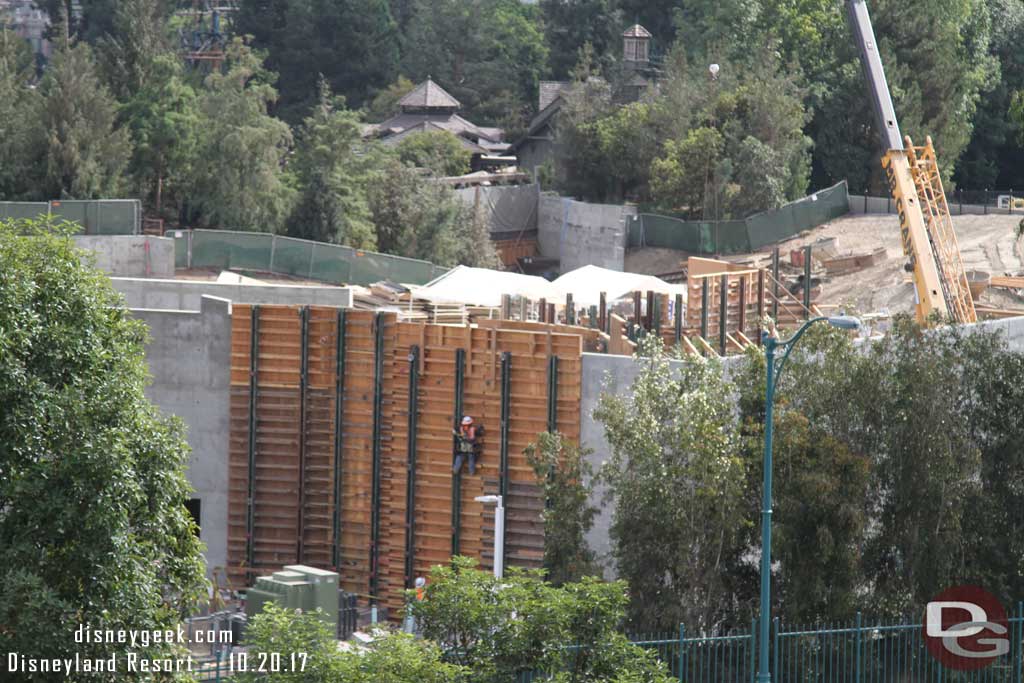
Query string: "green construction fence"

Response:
xmin=627 ymin=181 xmax=849 ymax=254
xmin=172 ymin=229 xmax=450 ymax=286
xmin=0 ymin=200 xmax=141 ymax=235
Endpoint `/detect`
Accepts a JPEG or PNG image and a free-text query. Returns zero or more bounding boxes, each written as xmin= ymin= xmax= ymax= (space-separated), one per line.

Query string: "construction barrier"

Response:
xmin=627 ymin=181 xmax=849 ymax=254
xmin=0 ymin=199 xmax=141 ymax=234
xmin=171 ymin=229 xmax=449 ymax=286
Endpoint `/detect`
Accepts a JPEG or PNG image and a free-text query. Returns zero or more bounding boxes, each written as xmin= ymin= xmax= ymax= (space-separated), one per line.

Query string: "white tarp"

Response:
xmin=552 ymin=264 xmax=687 ymax=308
xmin=416 ymin=265 xmax=562 ymax=307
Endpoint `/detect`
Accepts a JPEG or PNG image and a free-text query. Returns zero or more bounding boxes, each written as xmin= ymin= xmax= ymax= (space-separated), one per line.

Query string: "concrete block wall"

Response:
xmin=131 ymin=296 xmax=233 ymax=576
xmin=112 ymin=277 xmax=353 ymax=311
xmin=74 ymin=235 xmax=175 ymax=277
xmin=538 ymin=195 xmax=634 ymax=272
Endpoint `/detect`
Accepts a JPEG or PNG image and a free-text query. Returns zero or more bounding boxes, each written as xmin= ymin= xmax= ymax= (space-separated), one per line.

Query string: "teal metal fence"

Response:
xmin=627 ymin=181 xmax=849 ymax=255
xmin=519 ymin=606 xmax=1024 ymax=682
xmin=0 ymin=200 xmax=141 ymax=234
xmin=171 ymin=229 xmax=450 ymax=286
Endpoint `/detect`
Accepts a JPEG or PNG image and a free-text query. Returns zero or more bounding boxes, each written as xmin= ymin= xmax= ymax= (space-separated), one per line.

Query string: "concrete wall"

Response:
xmin=75 ymin=235 xmax=175 ymax=277
xmin=538 ymin=195 xmax=634 ymax=272
xmin=131 ymin=296 xmax=233 ymax=575
xmin=579 ymin=316 xmax=1024 ymax=579
xmin=113 ymin=277 xmax=353 ymax=311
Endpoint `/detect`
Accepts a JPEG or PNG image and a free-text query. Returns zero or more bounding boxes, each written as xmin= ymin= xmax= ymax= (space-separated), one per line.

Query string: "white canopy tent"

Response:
xmin=552 ymin=265 xmax=687 ymax=308
xmin=415 ymin=265 xmax=563 ymax=308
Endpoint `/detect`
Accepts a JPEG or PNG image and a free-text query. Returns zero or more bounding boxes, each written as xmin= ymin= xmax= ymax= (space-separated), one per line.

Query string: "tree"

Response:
xmin=649 ymin=127 xmax=724 ymax=217
xmin=540 ymin=0 xmax=623 ymax=79
xmin=524 ymin=432 xmax=600 ymax=585
xmin=369 ymin=157 xmax=499 ymax=268
xmin=0 ymin=217 xmax=207 ymax=677
xmin=594 ymin=337 xmax=747 ymax=631
xmin=395 ymin=130 xmax=472 ymax=177
xmin=0 ymin=30 xmax=39 ymax=200
xmin=401 ymin=0 xmax=547 ymax=129
xmin=187 ymin=38 xmax=296 ymax=231
xmin=364 ymin=75 xmax=416 ymax=121
xmin=338 ymin=630 xmax=465 ymax=683
xmin=122 ymin=54 xmax=201 ymax=216
xmin=94 ymin=0 xmax=175 ymax=101
xmin=286 ymin=82 xmax=376 ymax=248
xmin=234 ymin=0 xmax=400 ymax=123
xmin=412 ymin=556 xmax=673 ymax=683
xmin=38 ymin=41 xmax=132 ymax=199
xmin=238 ymin=603 xmax=345 ymax=683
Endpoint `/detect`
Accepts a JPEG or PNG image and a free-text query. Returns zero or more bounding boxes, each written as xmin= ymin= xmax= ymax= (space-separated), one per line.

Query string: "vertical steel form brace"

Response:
xmin=499 ymin=352 xmax=512 ymax=501
xmin=700 ymin=279 xmax=710 ymax=343
xmin=369 ymin=312 xmax=385 ymax=602
xmin=296 ymin=306 xmax=310 ymax=563
xmin=331 ymin=309 xmax=346 ymax=571
xmin=674 ymin=293 xmax=683 ymax=344
xmin=245 ymin=305 xmax=260 ymax=584
xmin=404 ymin=345 xmax=420 ymax=588
xmin=450 ymin=348 xmax=466 ymax=557
xmin=719 ymin=274 xmax=728 ymax=355
xmin=546 ymin=355 xmax=559 ymax=433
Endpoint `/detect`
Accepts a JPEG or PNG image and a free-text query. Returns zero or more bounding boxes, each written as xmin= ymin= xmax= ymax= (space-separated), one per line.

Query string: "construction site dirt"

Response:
xmin=627 ymin=213 xmax=1024 ymax=319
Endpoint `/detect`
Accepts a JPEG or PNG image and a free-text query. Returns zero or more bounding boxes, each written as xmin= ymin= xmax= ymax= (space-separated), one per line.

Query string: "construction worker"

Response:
xmin=452 ymin=415 xmax=478 ymax=475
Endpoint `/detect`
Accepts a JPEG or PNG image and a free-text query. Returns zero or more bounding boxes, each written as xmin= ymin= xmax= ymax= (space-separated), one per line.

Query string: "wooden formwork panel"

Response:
xmin=228 ymin=305 xmax=582 ymax=613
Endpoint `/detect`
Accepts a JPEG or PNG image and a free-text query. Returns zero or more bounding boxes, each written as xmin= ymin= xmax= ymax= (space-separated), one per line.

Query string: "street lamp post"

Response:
xmin=474 ymin=495 xmax=505 ymax=578
xmin=757 ymin=315 xmax=860 ymax=683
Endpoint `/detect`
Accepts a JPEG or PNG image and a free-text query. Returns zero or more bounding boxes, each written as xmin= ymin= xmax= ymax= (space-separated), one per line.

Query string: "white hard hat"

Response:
xmin=415 ymin=577 xmax=426 ymax=588
xmin=461 ymin=415 xmax=473 ymax=425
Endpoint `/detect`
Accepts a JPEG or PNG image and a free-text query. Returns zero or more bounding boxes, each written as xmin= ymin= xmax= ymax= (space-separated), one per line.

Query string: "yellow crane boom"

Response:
xmin=846 ymin=0 xmax=977 ymax=324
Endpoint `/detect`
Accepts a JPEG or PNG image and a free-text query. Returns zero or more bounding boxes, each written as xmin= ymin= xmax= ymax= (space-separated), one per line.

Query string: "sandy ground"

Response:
xmin=627 ymin=213 xmax=1024 ymax=317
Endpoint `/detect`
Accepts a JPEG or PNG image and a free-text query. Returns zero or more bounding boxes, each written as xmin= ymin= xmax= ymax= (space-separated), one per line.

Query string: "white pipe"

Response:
xmin=494 ymin=497 xmax=504 ymax=579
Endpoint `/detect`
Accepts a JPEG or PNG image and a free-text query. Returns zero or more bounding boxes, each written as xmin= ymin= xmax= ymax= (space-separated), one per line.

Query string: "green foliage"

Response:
xmin=286 ymin=82 xmax=376 ymax=248
xmin=524 ymin=431 xmax=600 ymax=585
xmin=0 ymin=217 xmax=207 ymax=677
xmin=364 ymin=75 xmax=416 ymax=121
xmin=368 ymin=157 xmax=499 ymax=268
xmin=0 ymin=30 xmax=39 ymax=200
xmin=594 ymin=336 xmax=747 ymax=631
xmin=401 ymin=0 xmax=547 ymax=130
xmin=188 ymin=38 xmax=296 ymax=231
xmin=238 ymin=603 xmax=344 ymax=682
xmin=338 ymin=630 xmax=465 ymax=683
xmin=38 ymin=41 xmax=133 ymax=199
xmin=395 ymin=130 xmax=472 ymax=177
xmin=122 ymin=54 xmax=201 ymax=216
xmin=649 ymin=127 xmax=723 ymax=217
xmin=94 ymin=0 xmax=175 ymax=101
xmin=412 ymin=556 xmax=673 ymax=683
xmin=234 ymin=0 xmax=400 ymax=122
xmin=540 ymin=0 xmax=623 ymax=78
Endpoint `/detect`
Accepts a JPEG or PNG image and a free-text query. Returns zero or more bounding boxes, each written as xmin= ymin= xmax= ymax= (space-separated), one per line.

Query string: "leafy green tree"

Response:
xmin=338 ymin=630 xmax=465 ymax=683
xmin=401 ymin=0 xmax=547 ymax=129
xmin=364 ymin=74 xmax=416 ymax=121
xmin=0 ymin=29 xmax=39 ymax=200
xmin=94 ymin=0 xmax=175 ymax=101
xmin=38 ymin=41 xmax=133 ymax=199
xmin=187 ymin=38 xmax=296 ymax=231
xmin=594 ymin=337 xmax=747 ymax=631
xmin=369 ymin=157 xmax=499 ymax=267
xmin=395 ymin=130 xmax=472 ymax=177
xmin=540 ymin=0 xmax=623 ymax=78
xmin=286 ymin=82 xmax=376 ymax=248
xmin=235 ymin=0 xmax=400 ymax=122
xmin=649 ymin=127 xmax=723 ymax=217
xmin=0 ymin=217 xmax=208 ymax=678
xmin=122 ymin=54 xmax=201 ymax=216
xmin=412 ymin=556 xmax=673 ymax=683
xmin=525 ymin=431 xmax=600 ymax=585
xmin=238 ymin=603 xmax=345 ymax=682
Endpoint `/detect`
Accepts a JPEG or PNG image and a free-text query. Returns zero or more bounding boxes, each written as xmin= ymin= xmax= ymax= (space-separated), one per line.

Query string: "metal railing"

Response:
xmin=519 ymin=606 xmax=1024 ymax=682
